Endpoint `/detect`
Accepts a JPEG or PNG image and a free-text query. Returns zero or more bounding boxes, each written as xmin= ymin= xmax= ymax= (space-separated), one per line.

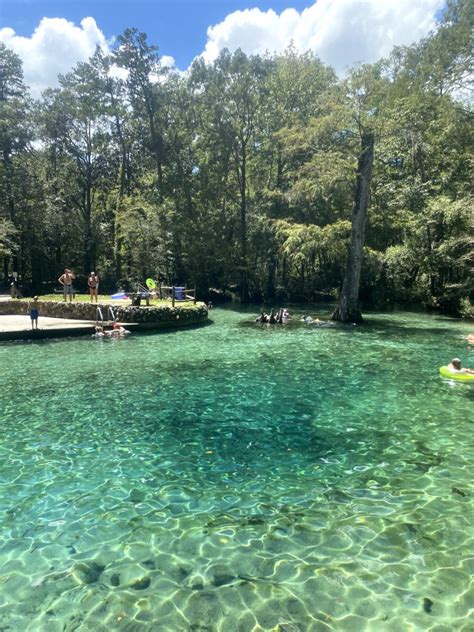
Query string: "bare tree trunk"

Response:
xmin=238 ymin=142 xmax=249 ymax=303
xmin=332 ymin=131 xmax=374 ymax=323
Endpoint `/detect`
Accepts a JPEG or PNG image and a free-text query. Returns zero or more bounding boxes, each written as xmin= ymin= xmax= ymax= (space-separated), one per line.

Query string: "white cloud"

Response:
xmin=0 ymin=17 xmax=179 ymax=97
xmin=161 ymin=55 xmax=176 ymax=69
xmin=0 ymin=1 xmax=446 ymax=98
xmin=0 ymin=17 xmax=109 ymax=97
xmin=108 ymin=64 xmax=129 ymax=82
xmin=201 ymin=0 xmax=445 ymax=73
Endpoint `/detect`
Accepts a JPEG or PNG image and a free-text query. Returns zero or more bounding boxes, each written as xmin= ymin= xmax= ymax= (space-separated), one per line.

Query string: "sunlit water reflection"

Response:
xmin=0 ymin=307 xmax=473 ymax=631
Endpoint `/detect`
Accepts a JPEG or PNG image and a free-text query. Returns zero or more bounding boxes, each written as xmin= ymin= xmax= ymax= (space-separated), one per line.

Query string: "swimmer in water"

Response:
xmin=446 ymin=358 xmax=474 ymax=374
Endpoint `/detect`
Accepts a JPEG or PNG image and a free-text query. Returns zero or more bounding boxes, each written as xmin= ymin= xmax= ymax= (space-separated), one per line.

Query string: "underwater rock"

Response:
xmin=244 ymin=516 xmax=266 ymax=526
xmin=171 ymin=564 xmax=192 ymax=583
xmin=127 ymin=488 xmax=146 ymax=503
xmin=191 ymin=581 xmax=205 ymax=591
xmin=110 ymin=573 xmax=120 ymax=587
xmin=184 ymin=573 xmax=205 ymax=590
xmin=141 ymin=559 xmax=156 ymax=570
xmin=72 ymin=561 xmax=105 ymax=585
xmin=209 ymin=564 xmax=237 ymax=588
xmin=130 ymin=576 xmax=151 ymax=590
xmin=323 ymin=488 xmax=352 ymax=503
xmin=33 ymin=570 xmax=72 ymax=587
xmin=423 ymin=597 xmax=434 ymax=614
xmin=211 ymin=572 xmax=237 ymax=587
xmin=273 ymin=623 xmax=301 ymax=632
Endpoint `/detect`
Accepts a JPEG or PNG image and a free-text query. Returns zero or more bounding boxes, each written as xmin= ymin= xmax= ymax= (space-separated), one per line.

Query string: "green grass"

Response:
xmin=19 ymin=294 xmax=203 ymax=308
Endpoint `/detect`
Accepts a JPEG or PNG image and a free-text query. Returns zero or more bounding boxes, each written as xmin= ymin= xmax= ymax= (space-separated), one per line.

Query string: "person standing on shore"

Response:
xmin=29 ymin=296 xmax=40 ymax=330
xmin=88 ymin=271 xmax=99 ymax=303
xmin=10 ymin=276 xmax=21 ymax=298
xmin=58 ymin=268 xmax=74 ymax=302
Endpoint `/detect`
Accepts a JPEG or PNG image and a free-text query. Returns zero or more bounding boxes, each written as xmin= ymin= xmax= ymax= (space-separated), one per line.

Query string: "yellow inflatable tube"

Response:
xmin=439 ymin=366 xmax=474 ymax=381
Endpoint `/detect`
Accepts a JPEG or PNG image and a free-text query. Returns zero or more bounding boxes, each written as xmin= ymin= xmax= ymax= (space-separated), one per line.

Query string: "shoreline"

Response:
xmin=0 ymin=299 xmax=209 ymax=341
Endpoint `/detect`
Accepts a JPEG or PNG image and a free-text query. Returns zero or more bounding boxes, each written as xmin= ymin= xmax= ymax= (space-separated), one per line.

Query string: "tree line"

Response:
xmin=0 ymin=0 xmax=472 ymax=317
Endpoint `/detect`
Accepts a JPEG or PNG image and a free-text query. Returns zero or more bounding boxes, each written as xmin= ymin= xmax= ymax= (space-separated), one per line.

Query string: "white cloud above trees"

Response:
xmin=201 ymin=0 xmax=445 ymax=72
xmin=0 ymin=17 xmax=108 ymax=96
xmin=0 ymin=1 xmax=445 ymax=98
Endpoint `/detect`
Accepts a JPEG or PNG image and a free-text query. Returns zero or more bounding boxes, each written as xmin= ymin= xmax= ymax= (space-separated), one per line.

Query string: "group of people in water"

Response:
xmin=255 ymin=308 xmax=291 ymax=324
xmin=255 ymin=310 xmax=473 ymax=375
xmin=255 ymin=308 xmax=336 ymax=327
xmin=93 ymin=321 xmax=131 ymax=338
xmin=299 ymin=315 xmax=336 ymax=327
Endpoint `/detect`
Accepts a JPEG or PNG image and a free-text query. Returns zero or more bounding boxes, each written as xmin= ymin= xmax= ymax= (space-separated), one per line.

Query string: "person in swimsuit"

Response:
xmin=106 ymin=322 xmax=131 ymax=337
xmin=447 ymin=358 xmax=474 ymax=374
xmin=88 ymin=271 xmax=99 ymax=303
xmin=29 ymin=296 xmax=40 ymax=330
xmin=58 ymin=268 xmax=74 ymax=302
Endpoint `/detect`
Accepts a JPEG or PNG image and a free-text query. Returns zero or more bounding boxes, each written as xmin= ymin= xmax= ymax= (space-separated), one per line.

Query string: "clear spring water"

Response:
xmin=0 ymin=306 xmax=473 ymax=631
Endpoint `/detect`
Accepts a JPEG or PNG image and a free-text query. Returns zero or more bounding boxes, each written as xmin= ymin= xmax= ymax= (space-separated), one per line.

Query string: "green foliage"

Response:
xmin=0 ymin=16 xmax=471 ymax=316
xmin=0 ymin=217 xmax=18 ymax=257
xmin=269 ymin=218 xmax=351 ymax=299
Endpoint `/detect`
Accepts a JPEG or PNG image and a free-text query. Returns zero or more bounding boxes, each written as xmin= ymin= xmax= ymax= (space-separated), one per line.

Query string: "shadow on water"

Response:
xmin=360 ymin=318 xmax=467 ymax=338
xmin=241 ymin=317 xmax=466 ymax=339
xmin=238 ymin=303 xmax=468 ymax=338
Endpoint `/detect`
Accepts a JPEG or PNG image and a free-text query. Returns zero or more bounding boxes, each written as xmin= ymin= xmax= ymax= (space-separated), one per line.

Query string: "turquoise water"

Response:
xmin=0 ymin=307 xmax=473 ymax=631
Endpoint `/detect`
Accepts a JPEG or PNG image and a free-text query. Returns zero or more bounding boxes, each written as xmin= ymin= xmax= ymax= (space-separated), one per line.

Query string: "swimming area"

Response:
xmin=0 ymin=307 xmax=472 ymax=630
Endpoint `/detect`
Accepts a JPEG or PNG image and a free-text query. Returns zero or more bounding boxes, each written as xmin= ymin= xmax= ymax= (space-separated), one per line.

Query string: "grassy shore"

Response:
xmin=18 ymin=294 xmax=177 ymax=307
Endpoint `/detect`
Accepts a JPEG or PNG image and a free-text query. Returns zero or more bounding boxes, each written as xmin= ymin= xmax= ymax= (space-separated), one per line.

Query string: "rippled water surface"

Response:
xmin=0 ymin=307 xmax=473 ymax=631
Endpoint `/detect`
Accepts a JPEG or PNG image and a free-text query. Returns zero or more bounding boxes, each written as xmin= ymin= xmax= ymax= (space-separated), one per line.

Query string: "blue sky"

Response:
xmin=1 ymin=0 xmax=311 ymax=67
xmin=1 ymin=0 xmax=445 ymax=97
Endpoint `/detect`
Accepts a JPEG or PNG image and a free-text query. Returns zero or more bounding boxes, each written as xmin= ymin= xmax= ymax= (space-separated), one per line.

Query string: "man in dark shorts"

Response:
xmin=30 ymin=296 xmax=40 ymax=329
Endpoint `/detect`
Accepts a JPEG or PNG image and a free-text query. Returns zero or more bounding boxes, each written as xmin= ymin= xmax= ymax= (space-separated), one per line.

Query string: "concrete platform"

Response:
xmin=0 ymin=315 xmax=140 ymax=341
xmin=0 ymin=315 xmax=98 ymax=341
xmin=0 ymin=295 xmax=208 ymax=340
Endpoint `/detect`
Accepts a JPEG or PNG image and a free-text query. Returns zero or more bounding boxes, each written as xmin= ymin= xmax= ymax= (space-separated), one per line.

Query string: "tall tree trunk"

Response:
xmin=331 ymin=131 xmax=374 ymax=323
xmin=266 ymin=258 xmax=276 ymax=299
xmin=147 ymin=107 xmax=163 ymax=196
xmin=83 ymin=162 xmax=93 ymax=275
xmin=112 ymin=110 xmax=128 ymax=280
xmin=239 ymin=144 xmax=249 ymax=303
xmin=3 ymin=145 xmax=18 ymax=277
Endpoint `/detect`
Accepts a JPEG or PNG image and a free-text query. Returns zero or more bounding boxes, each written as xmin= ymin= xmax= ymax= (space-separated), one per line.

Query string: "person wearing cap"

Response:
xmin=447 ymin=358 xmax=474 ymax=374
xmin=58 ymin=268 xmax=74 ymax=302
xmin=88 ymin=271 xmax=99 ymax=303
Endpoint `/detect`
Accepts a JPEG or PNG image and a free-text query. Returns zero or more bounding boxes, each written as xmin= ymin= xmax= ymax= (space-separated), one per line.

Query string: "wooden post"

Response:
xmin=194 ymin=287 xmax=196 ymax=304
xmin=172 ymin=286 xmax=175 ymax=307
